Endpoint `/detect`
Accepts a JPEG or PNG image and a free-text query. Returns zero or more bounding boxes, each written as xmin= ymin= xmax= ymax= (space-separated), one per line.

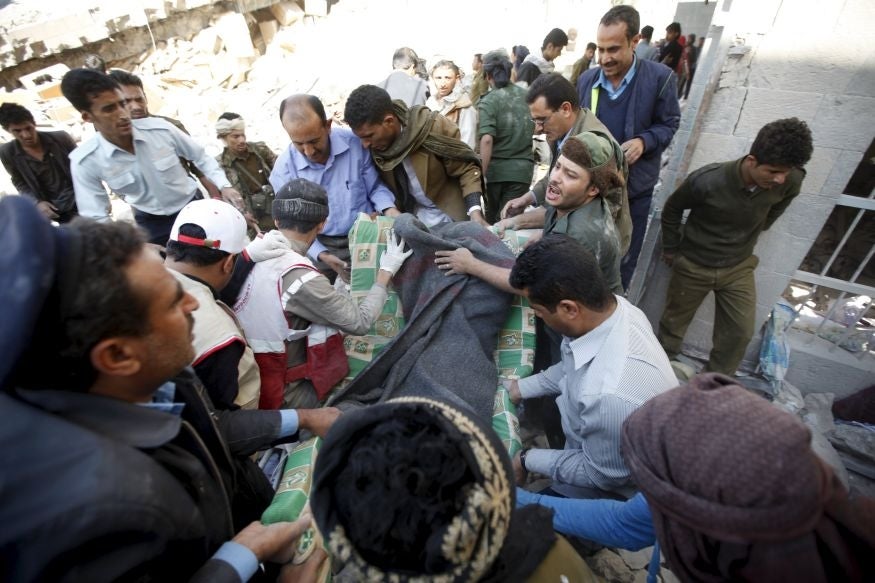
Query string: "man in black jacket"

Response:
xmin=0 ymin=197 xmax=331 ymax=582
xmin=0 ymin=103 xmax=78 ymax=222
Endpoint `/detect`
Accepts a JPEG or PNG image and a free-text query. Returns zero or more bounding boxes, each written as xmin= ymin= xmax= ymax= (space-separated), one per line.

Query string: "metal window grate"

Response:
xmin=782 ymin=144 xmax=875 ymax=359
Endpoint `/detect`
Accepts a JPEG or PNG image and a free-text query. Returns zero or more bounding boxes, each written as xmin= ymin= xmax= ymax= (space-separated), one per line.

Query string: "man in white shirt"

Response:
xmin=505 ymin=234 xmax=676 ymax=499
xmin=61 ymin=68 xmax=244 ymax=245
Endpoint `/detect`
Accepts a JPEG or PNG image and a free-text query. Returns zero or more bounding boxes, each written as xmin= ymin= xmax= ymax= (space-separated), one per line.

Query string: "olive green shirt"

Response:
xmin=477 ymin=84 xmax=535 ymax=185
xmin=662 ymin=158 xmax=805 ymax=268
xmin=545 ymin=197 xmax=623 ymax=294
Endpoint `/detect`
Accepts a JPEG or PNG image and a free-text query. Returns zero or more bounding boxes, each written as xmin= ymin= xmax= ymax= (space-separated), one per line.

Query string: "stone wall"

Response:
xmin=636 ymin=0 xmax=875 ymax=392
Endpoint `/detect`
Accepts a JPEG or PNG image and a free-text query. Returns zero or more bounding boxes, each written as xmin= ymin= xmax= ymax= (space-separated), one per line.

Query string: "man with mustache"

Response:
xmin=576 ymin=5 xmax=681 ymax=289
xmin=61 ymin=69 xmax=244 ymax=245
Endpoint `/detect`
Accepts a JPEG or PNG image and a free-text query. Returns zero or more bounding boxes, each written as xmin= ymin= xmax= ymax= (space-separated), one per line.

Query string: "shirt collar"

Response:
xmin=182 ymin=272 xmax=219 ymax=299
xmin=594 ymin=54 xmax=638 ymax=92
xmin=729 ymin=158 xmax=753 ymax=192
xmin=563 ymin=296 xmax=623 ymax=369
xmin=96 ymin=123 xmax=144 ymax=157
xmin=15 ymin=387 xmax=182 ymax=448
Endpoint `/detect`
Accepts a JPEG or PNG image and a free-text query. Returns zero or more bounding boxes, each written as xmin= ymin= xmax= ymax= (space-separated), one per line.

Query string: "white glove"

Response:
xmin=244 ymin=230 xmax=289 ymax=262
xmin=378 ymin=228 xmax=413 ymax=276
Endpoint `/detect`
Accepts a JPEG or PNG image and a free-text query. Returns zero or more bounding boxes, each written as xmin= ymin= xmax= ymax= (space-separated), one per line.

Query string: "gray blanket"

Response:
xmin=328 ymin=214 xmax=515 ymax=421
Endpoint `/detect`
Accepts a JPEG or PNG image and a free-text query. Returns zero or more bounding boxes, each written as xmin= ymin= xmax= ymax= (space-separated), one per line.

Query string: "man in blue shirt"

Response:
xmin=271 ymin=94 xmax=398 ymax=282
xmin=577 ymin=5 xmax=680 ymax=289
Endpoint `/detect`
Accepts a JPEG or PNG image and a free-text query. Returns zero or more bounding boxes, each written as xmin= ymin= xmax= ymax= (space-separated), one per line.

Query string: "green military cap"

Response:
xmin=561 ymin=130 xmax=615 ymax=170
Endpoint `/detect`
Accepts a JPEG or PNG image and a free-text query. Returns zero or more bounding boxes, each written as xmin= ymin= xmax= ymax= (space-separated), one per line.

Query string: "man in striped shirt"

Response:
xmin=505 ymin=235 xmax=676 ymax=499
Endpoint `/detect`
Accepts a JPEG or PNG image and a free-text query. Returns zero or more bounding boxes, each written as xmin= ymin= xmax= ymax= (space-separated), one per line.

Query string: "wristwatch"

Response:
xmin=519 ymin=448 xmax=530 ymax=473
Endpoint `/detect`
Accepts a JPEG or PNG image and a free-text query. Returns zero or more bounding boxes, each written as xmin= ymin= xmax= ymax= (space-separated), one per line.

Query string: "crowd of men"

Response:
xmin=2 ymin=3 xmax=873 ymax=582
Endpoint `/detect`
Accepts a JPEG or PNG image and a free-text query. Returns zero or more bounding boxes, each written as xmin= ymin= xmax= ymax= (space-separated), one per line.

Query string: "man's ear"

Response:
xmin=81 ymin=110 xmax=93 ymax=124
xmin=557 ymin=299 xmax=581 ymax=319
xmin=222 ymin=254 xmax=236 ymax=274
xmin=324 ymin=117 xmax=333 ymax=131
xmin=90 ymin=338 xmax=142 ymax=378
xmin=631 ymin=33 xmax=641 ymax=45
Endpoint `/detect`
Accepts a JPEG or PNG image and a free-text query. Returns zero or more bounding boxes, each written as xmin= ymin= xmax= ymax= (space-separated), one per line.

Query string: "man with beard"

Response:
xmin=576 ymin=5 xmax=680 ymax=289
xmin=426 ymin=60 xmax=477 ymax=149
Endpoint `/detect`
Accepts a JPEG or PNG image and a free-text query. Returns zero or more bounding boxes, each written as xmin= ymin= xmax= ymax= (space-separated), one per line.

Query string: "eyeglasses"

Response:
xmin=530 ymin=110 xmax=557 ymax=127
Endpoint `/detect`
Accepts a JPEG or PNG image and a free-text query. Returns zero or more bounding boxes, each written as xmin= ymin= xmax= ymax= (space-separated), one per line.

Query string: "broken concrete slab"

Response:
xmin=215 ymin=12 xmax=256 ymax=59
xmin=589 ymin=549 xmax=637 ymax=583
xmin=270 ymin=1 xmax=305 ymax=26
xmin=618 ymin=547 xmax=654 ymax=571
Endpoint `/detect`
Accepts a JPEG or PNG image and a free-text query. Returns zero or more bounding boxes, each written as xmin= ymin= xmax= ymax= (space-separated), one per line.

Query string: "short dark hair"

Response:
xmin=601 ymin=5 xmax=641 ymax=40
xmin=61 ymin=69 xmax=121 ymax=112
xmin=217 ymin=111 xmax=242 ymax=122
xmin=750 ymin=118 xmax=813 ymax=168
xmin=107 ymin=69 xmax=143 ymax=89
xmin=509 ymin=234 xmax=612 ymax=312
xmin=526 ymin=72 xmax=579 ymax=110
xmin=543 ymin=28 xmax=568 ymax=50
xmin=279 ymin=94 xmax=327 ymax=123
xmin=392 ymin=47 xmax=419 ymax=70
xmin=666 ymin=22 xmax=682 ymax=35
xmin=640 ymin=25 xmax=654 ymax=40
xmin=0 ymin=103 xmax=35 ymax=129
xmin=165 ymin=223 xmax=230 ymax=266
xmin=343 ymin=85 xmax=394 ymax=130
xmin=473 ymin=53 xmax=482 ymax=62
xmin=586 ymin=42 xmax=597 ymax=51
xmin=63 ymin=219 xmax=150 ymax=391
xmin=688 ymin=33 xmax=697 ymax=43
xmin=273 ymin=178 xmax=329 ymax=232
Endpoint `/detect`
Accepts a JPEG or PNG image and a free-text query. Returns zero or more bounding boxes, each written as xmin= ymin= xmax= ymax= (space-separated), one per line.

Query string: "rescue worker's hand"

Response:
xmin=435 ymin=248 xmax=476 ymax=276
xmin=378 ymin=228 xmax=413 ymax=276
xmin=245 ymin=230 xmax=289 ymax=262
xmin=501 ymin=192 xmax=534 ymax=219
xmin=297 ymin=407 xmax=341 ymax=438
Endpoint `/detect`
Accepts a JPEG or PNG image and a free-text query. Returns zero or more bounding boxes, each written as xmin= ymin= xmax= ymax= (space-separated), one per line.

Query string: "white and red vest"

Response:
xmin=234 ymin=249 xmax=347 ymax=408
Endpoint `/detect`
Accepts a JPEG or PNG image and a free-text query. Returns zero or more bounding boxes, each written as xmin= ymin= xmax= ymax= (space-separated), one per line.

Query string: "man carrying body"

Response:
xmin=234 ymin=178 xmax=412 ymax=410
xmin=343 ymin=84 xmax=488 ymax=227
xmin=438 ymin=131 xmax=624 ymax=295
xmin=215 ymin=112 xmax=278 ymax=233
xmin=659 ymin=118 xmax=813 ymax=376
xmin=505 ymin=235 xmax=675 ymax=499
xmin=0 ymin=196 xmax=333 ymax=581
xmin=270 ymin=94 xmax=398 ymax=282
xmin=0 ymin=103 xmax=78 ymax=223
xmin=576 ymin=5 xmax=681 ymax=288
xmin=502 ymin=73 xmax=631 ymax=255
xmin=108 ymin=69 xmax=224 ymax=201
xmin=62 ymin=69 xmax=243 ymax=245
xmin=516 ymin=28 xmax=569 ymax=87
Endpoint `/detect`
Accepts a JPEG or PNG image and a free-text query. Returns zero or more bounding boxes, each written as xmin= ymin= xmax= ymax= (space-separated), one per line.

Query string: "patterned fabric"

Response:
xmin=261 ymin=438 xmax=326 ymax=568
xmin=344 ymin=213 xmax=530 ymax=454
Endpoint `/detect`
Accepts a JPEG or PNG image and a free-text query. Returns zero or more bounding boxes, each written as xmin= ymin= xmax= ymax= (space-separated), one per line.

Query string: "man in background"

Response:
xmin=0 ymin=103 xmax=78 ymax=222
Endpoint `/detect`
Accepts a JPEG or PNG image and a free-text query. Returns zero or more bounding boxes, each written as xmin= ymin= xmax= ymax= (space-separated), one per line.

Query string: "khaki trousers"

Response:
xmin=658 ymin=254 xmax=759 ymax=375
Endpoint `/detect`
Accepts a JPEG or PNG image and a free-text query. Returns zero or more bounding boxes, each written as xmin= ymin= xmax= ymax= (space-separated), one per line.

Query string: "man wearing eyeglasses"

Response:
xmin=502 ymin=73 xmax=632 ymax=256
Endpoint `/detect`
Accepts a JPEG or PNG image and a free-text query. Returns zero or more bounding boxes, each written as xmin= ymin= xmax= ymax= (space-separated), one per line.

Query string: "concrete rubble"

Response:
xmin=0 ymin=0 xmax=347 ymax=197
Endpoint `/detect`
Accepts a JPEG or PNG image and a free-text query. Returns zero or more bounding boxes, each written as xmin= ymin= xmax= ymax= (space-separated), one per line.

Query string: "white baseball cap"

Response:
xmin=169 ymin=199 xmax=248 ymax=254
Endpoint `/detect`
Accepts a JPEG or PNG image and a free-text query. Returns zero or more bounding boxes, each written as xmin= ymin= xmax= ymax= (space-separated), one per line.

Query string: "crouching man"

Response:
xmin=504 ymin=235 xmax=676 ymax=499
xmin=234 ymin=178 xmax=412 ymax=409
